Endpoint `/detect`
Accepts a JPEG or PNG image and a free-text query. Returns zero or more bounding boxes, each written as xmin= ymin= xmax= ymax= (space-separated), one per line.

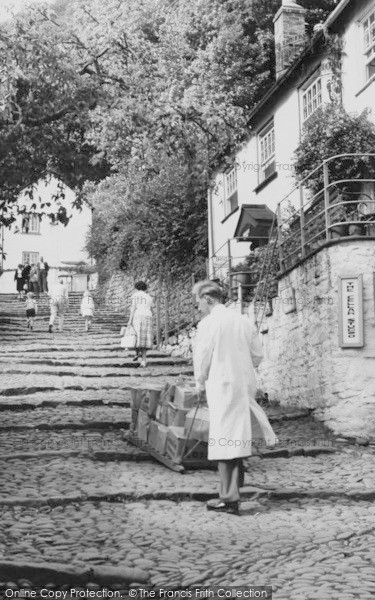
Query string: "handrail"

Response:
xmin=278 ymin=154 xmax=375 ymax=273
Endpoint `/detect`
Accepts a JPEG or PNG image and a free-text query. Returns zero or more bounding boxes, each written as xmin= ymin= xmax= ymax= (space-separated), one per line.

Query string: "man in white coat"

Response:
xmin=193 ymin=280 xmax=276 ymax=515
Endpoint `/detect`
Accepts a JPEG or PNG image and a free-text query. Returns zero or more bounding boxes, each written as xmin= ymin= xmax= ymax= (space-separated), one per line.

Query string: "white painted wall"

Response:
xmin=210 ymin=86 xmax=302 ymax=270
xmin=341 ymin=0 xmax=375 ymax=119
xmin=211 ymin=0 xmax=375 ymax=277
xmin=0 ymin=177 xmax=92 ymax=293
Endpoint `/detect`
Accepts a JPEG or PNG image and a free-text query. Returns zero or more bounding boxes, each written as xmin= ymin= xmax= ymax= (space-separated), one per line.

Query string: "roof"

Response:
xmin=234 ymin=204 xmax=276 ymax=240
xmin=247 ymin=0 xmax=353 ymax=125
xmin=213 ymin=0 xmax=354 ymax=172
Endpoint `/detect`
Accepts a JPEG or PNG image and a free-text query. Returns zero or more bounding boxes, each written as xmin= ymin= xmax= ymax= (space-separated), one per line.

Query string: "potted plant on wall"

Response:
xmin=293 ymin=105 xmax=375 ymax=237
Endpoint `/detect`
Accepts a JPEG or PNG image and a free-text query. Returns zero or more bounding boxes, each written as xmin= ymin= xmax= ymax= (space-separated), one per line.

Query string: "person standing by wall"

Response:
xmin=29 ymin=263 xmax=40 ymax=298
xmin=127 ymin=281 xmax=153 ymax=367
xmin=22 ymin=261 xmax=31 ymax=293
xmin=48 ymin=279 xmax=69 ymax=333
xmin=38 ymin=257 xmax=49 ymax=293
xmin=14 ymin=264 xmax=25 ymax=300
xmin=193 ymin=280 xmax=276 ymax=516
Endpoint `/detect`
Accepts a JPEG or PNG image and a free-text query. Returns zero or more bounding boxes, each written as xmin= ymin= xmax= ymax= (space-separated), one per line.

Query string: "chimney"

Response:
xmin=274 ymin=0 xmax=307 ymax=80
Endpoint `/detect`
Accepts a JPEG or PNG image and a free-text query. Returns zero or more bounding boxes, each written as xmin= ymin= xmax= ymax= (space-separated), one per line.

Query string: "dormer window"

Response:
xmin=224 ymin=168 xmax=238 ymax=215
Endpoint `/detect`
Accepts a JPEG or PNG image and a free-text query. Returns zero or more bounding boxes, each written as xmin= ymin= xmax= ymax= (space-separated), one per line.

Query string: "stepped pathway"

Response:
xmin=2 ymin=293 xmax=375 ymax=598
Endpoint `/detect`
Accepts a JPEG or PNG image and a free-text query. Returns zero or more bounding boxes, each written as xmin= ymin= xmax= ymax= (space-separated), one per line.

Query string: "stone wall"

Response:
xmin=95 ymin=271 xmax=199 ymax=340
xmin=256 ymin=240 xmax=375 ymax=438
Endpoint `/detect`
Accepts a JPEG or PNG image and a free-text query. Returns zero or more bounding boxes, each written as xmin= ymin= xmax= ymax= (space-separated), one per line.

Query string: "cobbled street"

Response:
xmin=1 ymin=293 xmax=375 ymax=600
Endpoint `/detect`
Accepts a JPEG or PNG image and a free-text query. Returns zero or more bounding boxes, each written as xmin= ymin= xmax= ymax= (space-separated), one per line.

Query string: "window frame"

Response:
xmin=301 ymin=76 xmax=322 ymax=123
xmin=223 ymin=167 xmax=238 ymax=216
xmin=21 ymin=213 xmax=40 ymax=234
xmin=363 ymin=7 xmax=375 ymax=82
xmin=22 ymin=251 xmax=39 ymax=265
xmin=258 ymin=120 xmax=276 ymax=184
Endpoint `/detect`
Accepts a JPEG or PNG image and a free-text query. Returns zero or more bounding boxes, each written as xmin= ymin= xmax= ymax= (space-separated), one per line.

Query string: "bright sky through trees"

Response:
xmin=0 ymin=0 xmax=54 ymax=23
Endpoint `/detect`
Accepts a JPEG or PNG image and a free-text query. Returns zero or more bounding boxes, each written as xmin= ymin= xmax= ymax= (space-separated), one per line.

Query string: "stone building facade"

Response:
xmin=257 ymin=239 xmax=375 ymax=437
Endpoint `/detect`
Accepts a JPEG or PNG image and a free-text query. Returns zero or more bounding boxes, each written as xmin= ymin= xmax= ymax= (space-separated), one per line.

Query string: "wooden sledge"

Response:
xmin=127 ymin=391 xmax=214 ymax=472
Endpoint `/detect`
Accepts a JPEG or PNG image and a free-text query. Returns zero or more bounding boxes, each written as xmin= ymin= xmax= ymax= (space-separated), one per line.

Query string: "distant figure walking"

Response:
xmin=80 ymin=291 xmax=95 ymax=331
xmin=38 ymin=257 xmax=49 ymax=293
xmin=128 ymin=281 xmax=153 ymax=367
xmin=25 ymin=292 xmax=37 ymax=330
xmin=14 ymin=264 xmax=25 ymax=300
xmin=48 ymin=280 xmax=69 ymax=333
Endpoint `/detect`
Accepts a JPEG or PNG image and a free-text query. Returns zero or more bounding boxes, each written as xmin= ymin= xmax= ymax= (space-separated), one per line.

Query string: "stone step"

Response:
xmin=0 ymin=404 xmax=131 ymax=429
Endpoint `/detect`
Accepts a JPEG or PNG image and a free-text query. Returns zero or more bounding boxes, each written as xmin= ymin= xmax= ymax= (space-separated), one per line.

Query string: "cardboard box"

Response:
xmin=160 ymin=382 xmax=176 ymax=404
xmin=166 ymin=426 xmax=207 ymax=463
xmin=147 ymin=421 xmax=169 ymax=455
xmin=131 ymin=408 xmax=139 ymax=431
xmin=147 ymin=420 xmax=159 ymax=449
xmin=155 ymin=402 xmax=169 ymax=425
xmin=137 ymin=409 xmax=151 ymax=443
xmin=173 ymin=385 xmax=200 ymax=409
xmin=167 ymin=402 xmax=189 ymax=428
xmin=155 ymin=424 xmax=169 ymax=455
xmin=184 ymin=406 xmax=210 ymax=442
xmin=139 ymin=386 xmax=162 ymax=418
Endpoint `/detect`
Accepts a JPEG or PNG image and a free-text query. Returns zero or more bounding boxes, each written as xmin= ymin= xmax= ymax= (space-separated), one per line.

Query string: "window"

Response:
xmin=21 ymin=214 xmax=40 ymax=234
xmin=258 ymin=121 xmax=276 ymax=183
xmin=224 ymin=168 xmax=238 ymax=215
xmin=22 ymin=252 xmax=39 ymax=265
xmin=363 ymin=8 xmax=375 ymax=81
xmin=302 ymin=78 xmax=322 ymax=122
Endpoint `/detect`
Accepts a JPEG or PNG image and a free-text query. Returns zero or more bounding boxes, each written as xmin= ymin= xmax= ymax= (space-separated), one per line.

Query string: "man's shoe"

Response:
xmin=206 ymin=501 xmax=239 ymax=515
xmin=48 ymin=325 xmax=53 ymax=333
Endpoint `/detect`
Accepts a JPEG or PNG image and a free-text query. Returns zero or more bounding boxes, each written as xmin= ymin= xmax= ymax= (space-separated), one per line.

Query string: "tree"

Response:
xmin=0 ymin=0 xmax=339 ymax=273
xmin=85 ymin=150 xmax=208 ymax=280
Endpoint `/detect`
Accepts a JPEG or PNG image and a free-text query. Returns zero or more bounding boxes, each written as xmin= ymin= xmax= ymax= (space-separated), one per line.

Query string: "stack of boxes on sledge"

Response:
xmin=129 ymin=380 xmax=209 ymax=464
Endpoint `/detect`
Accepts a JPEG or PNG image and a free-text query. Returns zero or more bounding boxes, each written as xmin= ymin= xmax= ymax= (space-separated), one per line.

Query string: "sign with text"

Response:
xmin=338 ymin=275 xmax=364 ymax=348
xmin=280 ymin=286 xmax=296 ymax=314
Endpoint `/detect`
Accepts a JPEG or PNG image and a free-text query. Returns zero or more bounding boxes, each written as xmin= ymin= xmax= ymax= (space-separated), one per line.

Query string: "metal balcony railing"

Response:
xmin=277 ymin=153 xmax=375 ymax=273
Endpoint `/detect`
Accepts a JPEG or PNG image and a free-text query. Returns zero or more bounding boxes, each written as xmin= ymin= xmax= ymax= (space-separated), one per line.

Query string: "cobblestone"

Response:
xmin=2 ymin=293 xmax=375 ymax=598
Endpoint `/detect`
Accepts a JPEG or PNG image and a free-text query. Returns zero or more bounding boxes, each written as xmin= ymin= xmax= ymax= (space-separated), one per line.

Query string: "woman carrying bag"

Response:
xmin=127 ymin=281 xmax=153 ymax=367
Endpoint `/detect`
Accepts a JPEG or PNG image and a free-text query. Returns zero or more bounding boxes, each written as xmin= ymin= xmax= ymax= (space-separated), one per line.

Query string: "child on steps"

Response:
xmin=80 ymin=291 xmax=95 ymax=331
xmin=25 ymin=292 xmax=37 ymax=330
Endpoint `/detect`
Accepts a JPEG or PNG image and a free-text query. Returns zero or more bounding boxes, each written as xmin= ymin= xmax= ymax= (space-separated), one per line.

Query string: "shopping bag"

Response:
xmin=120 ymin=326 xmax=137 ymax=349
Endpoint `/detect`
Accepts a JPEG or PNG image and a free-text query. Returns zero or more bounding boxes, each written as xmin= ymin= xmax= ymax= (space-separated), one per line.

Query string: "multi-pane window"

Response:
xmin=21 ymin=213 xmax=40 ymax=234
xmin=259 ymin=122 xmax=276 ymax=183
xmin=363 ymin=8 xmax=375 ymax=81
xmin=22 ymin=252 xmax=39 ymax=265
xmin=224 ymin=168 xmax=238 ymax=214
xmin=302 ymin=78 xmax=322 ymax=122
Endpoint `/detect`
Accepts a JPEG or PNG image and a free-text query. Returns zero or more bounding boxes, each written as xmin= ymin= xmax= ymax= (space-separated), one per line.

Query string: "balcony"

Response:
xmin=278 ymin=154 xmax=375 ymax=273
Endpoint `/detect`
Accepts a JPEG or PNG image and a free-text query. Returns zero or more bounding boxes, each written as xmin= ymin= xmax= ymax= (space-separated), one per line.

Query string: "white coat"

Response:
xmin=193 ymin=304 xmax=276 ymax=461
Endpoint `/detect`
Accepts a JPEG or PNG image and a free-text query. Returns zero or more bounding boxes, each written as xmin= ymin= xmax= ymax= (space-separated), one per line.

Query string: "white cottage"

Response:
xmin=209 ymin=0 xmax=375 ymax=273
xmin=0 ymin=175 xmax=93 ymax=293
xmin=208 ymin=0 xmax=375 ymax=438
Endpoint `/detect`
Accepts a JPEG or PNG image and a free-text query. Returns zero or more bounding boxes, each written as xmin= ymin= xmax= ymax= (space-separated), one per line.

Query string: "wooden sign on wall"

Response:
xmin=280 ymin=286 xmax=296 ymax=314
xmin=338 ymin=275 xmax=364 ymax=348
